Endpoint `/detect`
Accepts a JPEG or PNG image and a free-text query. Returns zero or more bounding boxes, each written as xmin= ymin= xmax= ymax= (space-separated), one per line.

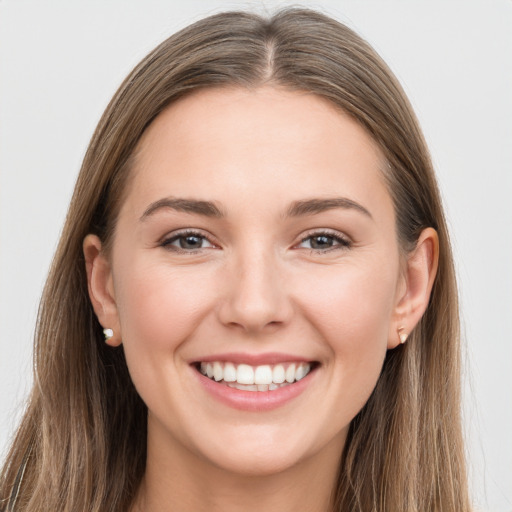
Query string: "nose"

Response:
xmin=217 ymin=248 xmax=293 ymax=334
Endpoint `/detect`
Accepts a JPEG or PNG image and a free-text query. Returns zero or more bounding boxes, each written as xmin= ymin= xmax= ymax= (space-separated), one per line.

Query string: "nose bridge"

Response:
xmin=220 ymin=240 xmax=291 ymax=332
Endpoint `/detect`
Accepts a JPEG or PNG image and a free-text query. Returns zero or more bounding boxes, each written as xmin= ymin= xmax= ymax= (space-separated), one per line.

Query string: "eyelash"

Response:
xmin=296 ymin=230 xmax=352 ymax=253
xmin=160 ymin=229 xmax=217 ymax=253
xmin=160 ymin=229 xmax=352 ymax=254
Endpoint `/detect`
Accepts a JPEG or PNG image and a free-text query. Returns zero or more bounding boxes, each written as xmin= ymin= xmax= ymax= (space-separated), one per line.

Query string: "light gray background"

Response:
xmin=1 ymin=1 xmax=511 ymax=510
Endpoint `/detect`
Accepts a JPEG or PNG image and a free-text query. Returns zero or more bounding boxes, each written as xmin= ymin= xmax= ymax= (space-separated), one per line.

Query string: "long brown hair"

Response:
xmin=0 ymin=8 xmax=471 ymax=511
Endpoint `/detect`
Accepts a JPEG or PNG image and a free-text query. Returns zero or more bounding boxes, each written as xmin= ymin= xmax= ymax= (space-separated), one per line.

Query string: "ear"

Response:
xmin=388 ymin=227 xmax=439 ymax=349
xmin=83 ymin=234 xmax=122 ymax=346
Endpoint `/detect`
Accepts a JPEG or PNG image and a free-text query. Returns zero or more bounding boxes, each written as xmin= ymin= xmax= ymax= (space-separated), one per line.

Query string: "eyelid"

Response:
xmin=160 ymin=228 xmax=220 ymax=252
xmin=293 ymin=228 xmax=352 ymax=251
xmin=158 ymin=227 xmax=352 ymax=253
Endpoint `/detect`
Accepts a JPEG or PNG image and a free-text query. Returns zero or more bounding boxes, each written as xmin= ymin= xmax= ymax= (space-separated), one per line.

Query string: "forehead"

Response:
xmin=124 ymin=86 xmax=392 ymax=220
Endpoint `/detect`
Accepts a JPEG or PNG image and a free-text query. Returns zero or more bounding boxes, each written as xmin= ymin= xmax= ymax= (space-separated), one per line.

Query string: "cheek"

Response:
xmin=112 ymin=258 xmax=216 ymax=364
xmin=297 ymin=260 xmax=397 ymax=346
xmin=111 ymin=257 xmax=222 ymax=423
xmin=293 ymin=259 xmax=397 ymax=404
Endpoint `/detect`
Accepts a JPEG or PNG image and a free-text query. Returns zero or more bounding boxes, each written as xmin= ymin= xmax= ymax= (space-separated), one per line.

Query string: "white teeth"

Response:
xmin=227 ymin=382 xmax=289 ymax=392
xmin=229 ymin=383 xmax=258 ymax=391
xmin=295 ymin=363 xmax=308 ymax=381
xmin=199 ymin=361 xmax=313 ymax=389
xmin=272 ymin=364 xmax=285 ymax=384
xmin=223 ymin=362 xmax=236 ymax=382
xmin=237 ymin=364 xmax=254 ymax=385
xmin=213 ymin=362 xmax=223 ymax=382
xmin=254 ymin=365 xmax=272 ymax=385
xmin=285 ymin=363 xmax=296 ymax=383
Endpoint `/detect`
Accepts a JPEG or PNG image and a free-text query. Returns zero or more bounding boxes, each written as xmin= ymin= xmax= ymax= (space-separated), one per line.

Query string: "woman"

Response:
xmin=0 ymin=8 xmax=471 ymax=511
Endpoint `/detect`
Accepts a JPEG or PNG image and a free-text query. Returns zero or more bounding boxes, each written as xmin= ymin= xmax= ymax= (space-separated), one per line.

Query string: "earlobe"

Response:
xmin=388 ymin=227 xmax=439 ymax=349
xmin=83 ymin=234 xmax=122 ymax=346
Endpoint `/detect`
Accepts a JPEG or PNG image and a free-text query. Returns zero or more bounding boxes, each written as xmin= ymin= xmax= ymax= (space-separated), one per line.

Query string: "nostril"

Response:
xmin=216 ymin=267 xmax=293 ymax=332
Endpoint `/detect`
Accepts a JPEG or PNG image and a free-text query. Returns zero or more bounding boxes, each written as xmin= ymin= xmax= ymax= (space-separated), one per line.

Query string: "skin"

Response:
xmin=84 ymin=87 xmax=438 ymax=512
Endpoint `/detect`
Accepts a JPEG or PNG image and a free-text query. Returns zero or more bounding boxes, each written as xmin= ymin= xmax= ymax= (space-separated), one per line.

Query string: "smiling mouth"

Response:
xmin=195 ymin=361 xmax=316 ymax=392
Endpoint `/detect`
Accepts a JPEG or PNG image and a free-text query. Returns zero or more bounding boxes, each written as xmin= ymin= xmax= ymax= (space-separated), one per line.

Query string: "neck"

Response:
xmin=131 ymin=421 xmax=344 ymax=512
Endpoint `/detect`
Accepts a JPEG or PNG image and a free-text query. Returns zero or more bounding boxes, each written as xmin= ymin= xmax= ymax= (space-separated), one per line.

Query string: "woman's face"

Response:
xmin=95 ymin=87 xmax=408 ymax=475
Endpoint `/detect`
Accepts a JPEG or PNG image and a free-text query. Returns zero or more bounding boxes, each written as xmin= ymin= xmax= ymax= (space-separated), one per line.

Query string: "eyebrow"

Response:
xmin=286 ymin=197 xmax=372 ymax=218
xmin=140 ymin=196 xmax=372 ymax=222
xmin=140 ymin=197 xmax=224 ymax=220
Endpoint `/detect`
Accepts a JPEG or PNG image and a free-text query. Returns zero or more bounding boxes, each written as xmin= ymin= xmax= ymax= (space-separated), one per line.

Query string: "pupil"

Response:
xmin=311 ymin=235 xmax=333 ymax=249
xmin=180 ymin=235 xmax=202 ymax=249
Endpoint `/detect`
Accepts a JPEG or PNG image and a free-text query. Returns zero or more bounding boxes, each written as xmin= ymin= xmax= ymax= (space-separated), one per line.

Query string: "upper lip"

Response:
xmin=190 ymin=352 xmax=314 ymax=366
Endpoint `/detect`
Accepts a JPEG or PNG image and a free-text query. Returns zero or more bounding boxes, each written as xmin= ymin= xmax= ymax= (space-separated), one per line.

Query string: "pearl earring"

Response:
xmin=103 ymin=328 xmax=114 ymax=341
xmin=398 ymin=326 xmax=408 ymax=344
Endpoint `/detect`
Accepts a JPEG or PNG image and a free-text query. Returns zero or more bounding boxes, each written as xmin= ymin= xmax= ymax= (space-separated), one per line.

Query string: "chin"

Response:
xmin=187 ymin=422 xmax=346 ymax=478
xmin=205 ymin=446 xmax=308 ymax=477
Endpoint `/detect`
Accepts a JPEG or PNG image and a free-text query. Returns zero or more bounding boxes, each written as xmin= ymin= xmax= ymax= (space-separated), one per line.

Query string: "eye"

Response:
xmin=297 ymin=231 xmax=351 ymax=251
xmin=161 ymin=231 xmax=216 ymax=252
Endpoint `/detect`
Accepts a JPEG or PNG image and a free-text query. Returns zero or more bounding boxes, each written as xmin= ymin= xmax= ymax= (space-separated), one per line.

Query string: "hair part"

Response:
xmin=1 ymin=8 xmax=470 ymax=511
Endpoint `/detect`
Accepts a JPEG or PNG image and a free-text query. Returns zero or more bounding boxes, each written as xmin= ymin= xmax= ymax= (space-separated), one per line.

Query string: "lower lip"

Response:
xmin=194 ymin=367 xmax=316 ymax=412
